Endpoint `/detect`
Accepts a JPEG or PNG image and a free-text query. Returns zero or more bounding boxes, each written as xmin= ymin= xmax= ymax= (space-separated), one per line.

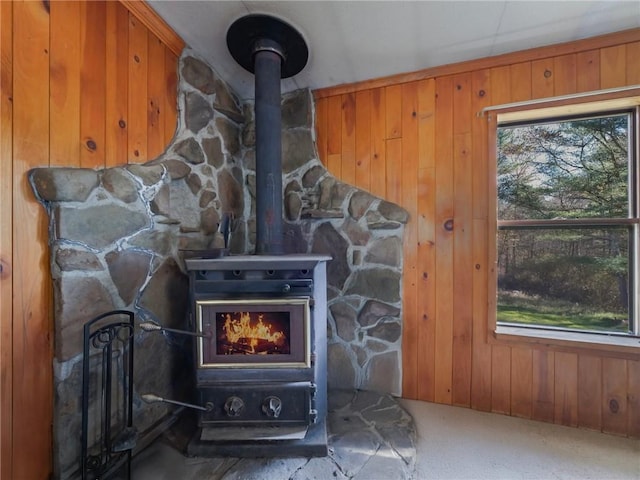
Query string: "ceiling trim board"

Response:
xmin=119 ymin=0 xmax=184 ymax=56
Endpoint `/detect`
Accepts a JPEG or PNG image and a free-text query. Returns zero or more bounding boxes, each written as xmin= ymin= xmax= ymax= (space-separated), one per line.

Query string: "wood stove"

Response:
xmin=185 ymin=254 xmax=330 ymax=457
xmin=182 ymin=13 xmax=329 ymax=457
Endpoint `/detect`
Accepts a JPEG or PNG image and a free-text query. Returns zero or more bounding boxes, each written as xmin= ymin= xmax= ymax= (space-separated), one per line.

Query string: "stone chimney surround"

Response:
xmin=29 ymin=50 xmax=409 ymax=479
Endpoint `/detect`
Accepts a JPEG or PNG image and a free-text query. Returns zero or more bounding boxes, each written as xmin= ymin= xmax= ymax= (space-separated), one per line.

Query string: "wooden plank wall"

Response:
xmin=315 ymin=28 xmax=640 ymax=437
xmin=0 ymin=1 xmax=181 ymax=477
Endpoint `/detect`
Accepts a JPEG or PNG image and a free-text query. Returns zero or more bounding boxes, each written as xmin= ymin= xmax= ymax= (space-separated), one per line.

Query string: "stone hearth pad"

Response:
xmin=127 ymin=389 xmax=416 ymax=480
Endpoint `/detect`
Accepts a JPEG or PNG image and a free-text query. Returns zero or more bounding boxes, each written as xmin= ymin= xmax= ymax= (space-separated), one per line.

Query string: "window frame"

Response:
xmin=487 ymin=92 xmax=640 ymax=355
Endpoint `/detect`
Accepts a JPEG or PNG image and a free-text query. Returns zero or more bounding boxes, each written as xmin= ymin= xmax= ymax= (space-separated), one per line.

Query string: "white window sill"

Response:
xmin=494 ymin=325 xmax=640 ymax=358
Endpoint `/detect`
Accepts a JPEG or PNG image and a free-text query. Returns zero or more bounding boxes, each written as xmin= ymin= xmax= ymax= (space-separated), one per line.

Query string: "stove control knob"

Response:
xmin=224 ymin=396 xmax=245 ymax=417
xmin=262 ymin=396 xmax=282 ymax=418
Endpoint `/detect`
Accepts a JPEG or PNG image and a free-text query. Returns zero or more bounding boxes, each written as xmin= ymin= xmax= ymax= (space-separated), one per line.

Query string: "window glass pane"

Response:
xmin=498 ymin=114 xmax=629 ymax=221
xmin=497 ymin=227 xmax=630 ymax=333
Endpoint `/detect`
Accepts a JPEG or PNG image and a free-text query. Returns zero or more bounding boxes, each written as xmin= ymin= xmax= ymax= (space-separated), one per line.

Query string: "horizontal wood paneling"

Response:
xmin=0 ymin=1 xmax=181 ymax=476
xmin=315 ymin=27 xmax=640 ymax=437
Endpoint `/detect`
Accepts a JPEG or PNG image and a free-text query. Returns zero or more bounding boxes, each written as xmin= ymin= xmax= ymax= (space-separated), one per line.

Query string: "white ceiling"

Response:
xmin=148 ymin=1 xmax=640 ymax=100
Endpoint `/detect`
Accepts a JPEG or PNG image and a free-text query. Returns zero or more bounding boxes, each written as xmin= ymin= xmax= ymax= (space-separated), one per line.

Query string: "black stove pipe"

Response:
xmin=227 ymin=15 xmax=308 ymax=255
xmin=253 ymin=40 xmax=284 ymax=255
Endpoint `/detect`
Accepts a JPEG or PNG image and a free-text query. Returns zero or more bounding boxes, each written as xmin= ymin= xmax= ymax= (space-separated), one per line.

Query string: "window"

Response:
xmin=495 ymin=102 xmax=639 ymax=338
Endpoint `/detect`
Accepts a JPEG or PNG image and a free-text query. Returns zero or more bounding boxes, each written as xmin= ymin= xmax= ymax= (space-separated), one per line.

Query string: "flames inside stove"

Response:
xmin=197 ymin=298 xmax=310 ymax=368
xmin=216 ymin=311 xmax=290 ymax=355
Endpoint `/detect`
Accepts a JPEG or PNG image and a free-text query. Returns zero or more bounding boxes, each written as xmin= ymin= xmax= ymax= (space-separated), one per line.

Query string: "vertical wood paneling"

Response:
xmin=490 ymin=66 xmax=511 ymax=108
xmin=451 ymin=127 xmax=473 ymax=406
xmin=488 ymin=66 xmax=512 ymax=415
xmin=416 ymin=165 xmax=436 ymax=401
xmin=105 ymin=2 xmax=129 ymax=167
xmin=12 ymin=2 xmax=52 ymax=478
xmin=1 ymin=2 xmax=181 ymax=476
xmin=600 ymin=45 xmax=626 ymax=89
xmin=354 ymin=89 xmax=371 ymax=191
xmin=471 ymin=218 xmax=491 ymax=411
xmin=510 ymin=347 xmax=533 ymax=418
xmin=327 ymin=95 xmax=342 ymax=155
xmin=602 ymin=358 xmax=628 ymax=435
xmin=400 ymin=82 xmax=419 ymax=399
xmin=452 ymin=73 xmax=473 ymax=407
xmin=553 ymin=54 xmax=577 ymax=96
xmin=491 ymin=346 xmax=511 ymax=414
xmin=164 ymin=48 xmax=178 ymax=145
xmin=509 ymin=62 xmax=531 ymax=102
xmin=578 ymin=355 xmax=602 ymax=431
xmin=314 ymin=28 xmax=640 ymax=440
xmin=417 ymin=79 xmax=435 ymax=171
xmin=532 ymin=350 xmax=555 ymax=423
xmin=531 ymin=58 xmax=554 ymax=99
xmin=576 ymin=50 xmax=600 ymax=92
xmin=452 ymin=74 xmax=472 ymax=133
xmin=433 ymin=75 xmax=454 ymax=404
xmin=470 ymin=69 xmax=492 ymax=412
xmin=626 ymin=42 xmax=640 ymax=84
xmin=628 ymin=360 xmax=640 ymax=438
xmin=415 ymin=78 xmax=436 ymax=402
xmin=326 ymin=95 xmax=342 ymax=176
xmin=50 ymin=0 xmax=80 ymax=167
xmin=327 ymin=154 xmax=342 ymax=177
xmin=0 ymin=3 xmax=13 ymax=477
xmin=340 ymin=93 xmax=356 ymax=185
xmin=80 ymin=1 xmax=106 ymax=168
xmin=384 ymin=85 xmax=402 ymax=204
xmin=554 ymin=352 xmax=578 ymax=426
xmin=314 ymin=97 xmax=327 ymax=165
xmin=385 ymin=84 xmax=401 ymax=139
xmin=385 ymin=138 xmax=402 ymax=204
xmin=370 ymin=87 xmax=386 ymax=198
xmin=147 ymin=32 xmax=165 ymax=159
xmin=128 ymin=13 xmax=148 ymax=162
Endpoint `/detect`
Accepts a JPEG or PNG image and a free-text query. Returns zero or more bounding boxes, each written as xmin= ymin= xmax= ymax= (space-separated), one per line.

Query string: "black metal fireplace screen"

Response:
xmin=81 ymin=310 xmax=136 ymax=480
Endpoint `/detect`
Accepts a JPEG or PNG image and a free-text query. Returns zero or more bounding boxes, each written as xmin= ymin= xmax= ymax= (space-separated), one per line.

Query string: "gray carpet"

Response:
xmin=401 ymin=398 xmax=640 ymax=480
xmin=126 ymin=394 xmax=639 ymax=479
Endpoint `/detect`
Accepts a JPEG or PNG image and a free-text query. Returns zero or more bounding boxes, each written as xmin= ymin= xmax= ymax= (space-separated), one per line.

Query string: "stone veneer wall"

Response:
xmin=30 ymin=50 xmax=407 ymax=479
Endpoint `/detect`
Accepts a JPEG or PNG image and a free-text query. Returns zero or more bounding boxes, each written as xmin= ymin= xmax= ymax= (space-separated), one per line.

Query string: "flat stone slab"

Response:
xmin=128 ymin=389 xmax=417 ymax=480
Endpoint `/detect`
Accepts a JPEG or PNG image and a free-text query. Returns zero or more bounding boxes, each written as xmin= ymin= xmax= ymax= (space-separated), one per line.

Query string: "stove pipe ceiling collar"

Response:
xmin=227 ymin=15 xmax=309 ymax=255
